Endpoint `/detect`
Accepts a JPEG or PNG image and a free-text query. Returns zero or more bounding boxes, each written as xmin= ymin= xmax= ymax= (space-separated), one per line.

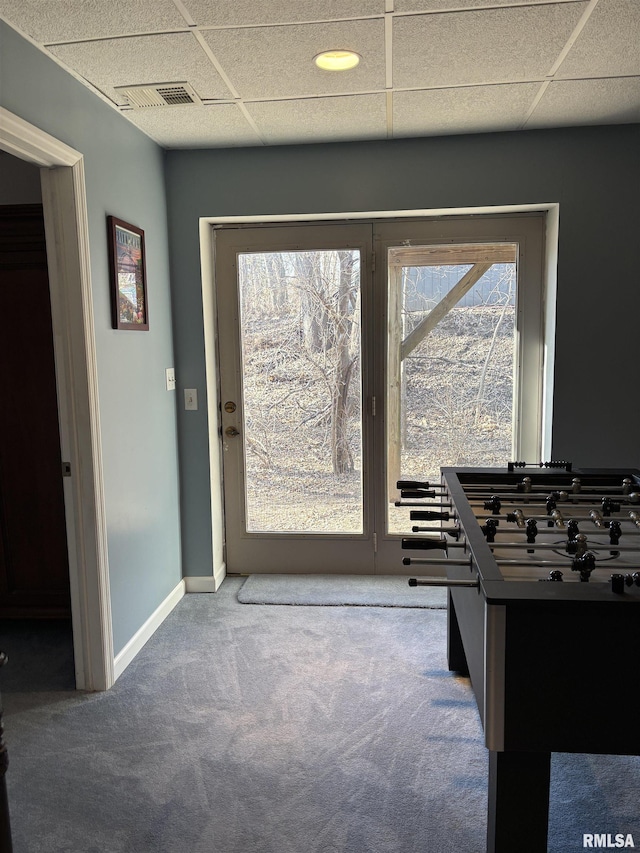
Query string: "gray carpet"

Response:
xmin=236 ymin=574 xmax=447 ymax=608
xmin=0 ymin=619 xmax=75 ymax=693
xmin=2 ymin=578 xmax=639 ymax=852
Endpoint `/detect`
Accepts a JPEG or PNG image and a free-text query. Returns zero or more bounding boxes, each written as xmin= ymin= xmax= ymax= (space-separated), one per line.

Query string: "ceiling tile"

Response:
xmin=200 ymin=19 xmax=385 ymax=99
xmin=246 ymin=94 xmax=387 ymax=144
xmin=394 ymin=0 xmax=578 ymax=10
xmin=393 ymin=83 xmax=541 ymax=137
xmin=0 ymin=0 xmax=187 ymax=43
xmin=393 ymin=3 xmax=588 ymax=89
xmin=124 ymin=104 xmax=263 ymax=148
xmin=556 ymin=0 xmax=640 ymax=79
xmin=49 ymin=33 xmax=234 ymax=105
xmin=184 ymin=0 xmax=384 ymax=28
xmin=527 ymin=77 xmax=640 ymax=127
xmin=1 ymin=0 xmax=636 ymax=148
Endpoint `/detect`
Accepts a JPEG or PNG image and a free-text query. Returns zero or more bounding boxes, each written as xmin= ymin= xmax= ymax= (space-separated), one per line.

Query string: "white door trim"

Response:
xmin=0 ymin=107 xmax=114 ymax=691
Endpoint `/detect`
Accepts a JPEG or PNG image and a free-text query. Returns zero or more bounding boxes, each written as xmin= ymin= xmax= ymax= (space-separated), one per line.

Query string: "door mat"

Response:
xmin=236 ymin=574 xmax=447 ymax=608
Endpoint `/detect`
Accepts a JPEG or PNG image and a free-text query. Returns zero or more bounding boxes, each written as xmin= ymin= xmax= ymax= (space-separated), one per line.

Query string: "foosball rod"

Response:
xmin=474 ymin=524 xmax=640 ymax=543
xmin=463 ymin=485 xmax=640 ymax=501
xmin=395 ymin=501 xmax=453 ymax=508
xmin=472 ymin=511 xmax=640 ymax=529
xmin=404 ymin=534 xmax=616 ymax=551
xmin=486 ymin=541 xmax=640 ymax=553
xmin=403 ymin=553 xmax=605 ymax=570
xmin=494 ymin=558 xmax=640 ymax=570
xmin=403 ymin=554 xmax=640 ymax=570
xmin=408 ymin=577 xmax=479 ymax=588
xmin=472 ymin=513 xmax=640 ymax=526
xmin=402 ymin=556 xmax=473 ymax=567
xmin=464 ymin=495 xmax=640 ymax=507
xmin=458 ymin=483 xmax=637 ymax=496
xmin=473 ymin=524 xmax=640 ymax=544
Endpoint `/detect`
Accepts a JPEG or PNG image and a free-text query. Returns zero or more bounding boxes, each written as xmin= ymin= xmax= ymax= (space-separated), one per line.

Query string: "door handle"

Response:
xmin=225 ymin=426 xmax=240 ymax=437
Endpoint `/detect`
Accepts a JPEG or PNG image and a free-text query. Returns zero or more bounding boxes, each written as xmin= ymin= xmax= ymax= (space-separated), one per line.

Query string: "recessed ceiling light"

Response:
xmin=314 ymin=50 xmax=361 ymax=71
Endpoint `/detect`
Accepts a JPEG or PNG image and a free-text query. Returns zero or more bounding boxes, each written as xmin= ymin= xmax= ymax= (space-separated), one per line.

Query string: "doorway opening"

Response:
xmin=0 ymin=107 xmax=113 ymax=691
xmin=212 ymin=212 xmax=550 ymax=575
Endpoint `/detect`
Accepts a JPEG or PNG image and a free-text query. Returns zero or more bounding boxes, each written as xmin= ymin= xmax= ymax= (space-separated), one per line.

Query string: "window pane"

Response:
xmin=238 ymin=250 xmax=363 ymax=533
xmin=387 ymin=245 xmax=517 ymax=533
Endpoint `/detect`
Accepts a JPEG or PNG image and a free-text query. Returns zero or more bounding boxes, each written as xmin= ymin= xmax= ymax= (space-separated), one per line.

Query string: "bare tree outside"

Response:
xmin=399 ymin=262 xmax=515 ymax=472
xmin=388 ymin=259 xmax=517 ymax=532
xmin=238 ymin=249 xmax=362 ymax=533
xmin=236 ymin=247 xmax=517 ymax=535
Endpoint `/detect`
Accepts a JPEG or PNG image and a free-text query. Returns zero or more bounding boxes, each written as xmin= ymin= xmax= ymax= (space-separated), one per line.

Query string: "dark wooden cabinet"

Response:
xmin=0 ymin=206 xmax=71 ymax=618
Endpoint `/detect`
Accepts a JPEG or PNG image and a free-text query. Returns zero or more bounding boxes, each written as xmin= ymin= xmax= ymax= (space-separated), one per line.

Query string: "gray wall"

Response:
xmin=0 ymin=22 xmax=182 ymax=655
xmin=165 ymin=125 xmax=640 ymax=576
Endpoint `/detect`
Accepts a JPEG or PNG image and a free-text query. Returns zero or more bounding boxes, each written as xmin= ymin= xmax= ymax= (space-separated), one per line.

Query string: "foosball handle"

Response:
xmin=397 ymin=480 xmax=431 ymax=490
xmin=410 ymin=510 xmax=451 ymax=521
xmin=400 ymin=489 xmax=436 ymax=499
xmin=402 ymin=537 xmax=448 ymax=553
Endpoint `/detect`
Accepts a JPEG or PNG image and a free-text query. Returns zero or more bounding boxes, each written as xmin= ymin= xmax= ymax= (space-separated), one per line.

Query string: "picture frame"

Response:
xmin=107 ymin=215 xmax=149 ymax=330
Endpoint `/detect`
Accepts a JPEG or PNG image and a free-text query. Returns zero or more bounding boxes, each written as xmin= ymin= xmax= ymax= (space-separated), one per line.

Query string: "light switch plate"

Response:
xmin=184 ymin=388 xmax=198 ymax=410
xmin=165 ymin=368 xmax=176 ymax=391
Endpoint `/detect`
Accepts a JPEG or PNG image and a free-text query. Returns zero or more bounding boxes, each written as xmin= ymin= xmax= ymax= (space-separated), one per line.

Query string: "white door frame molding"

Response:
xmin=0 ymin=107 xmax=114 ymax=691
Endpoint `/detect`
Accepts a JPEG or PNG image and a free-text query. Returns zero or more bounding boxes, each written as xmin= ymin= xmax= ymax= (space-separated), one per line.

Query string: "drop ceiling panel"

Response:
xmin=1 ymin=0 xmax=638 ymax=149
xmin=49 ymin=33 xmax=234 ymax=106
xmin=527 ymin=77 xmax=640 ymax=127
xmin=246 ymin=93 xmax=387 ymax=144
xmin=393 ymin=3 xmax=589 ymax=89
xmin=200 ymin=19 xmax=385 ymax=99
xmin=394 ymin=83 xmax=541 ymax=137
xmin=0 ymin=0 xmax=188 ymax=43
xmin=394 ymin=0 xmax=578 ymax=10
xmin=125 ymin=104 xmax=264 ymax=148
xmin=555 ymin=0 xmax=640 ymax=79
xmin=183 ymin=0 xmax=384 ymax=28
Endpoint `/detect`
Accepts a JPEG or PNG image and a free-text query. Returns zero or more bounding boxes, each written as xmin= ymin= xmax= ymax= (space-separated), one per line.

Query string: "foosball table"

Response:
xmin=400 ymin=464 xmax=640 ymax=853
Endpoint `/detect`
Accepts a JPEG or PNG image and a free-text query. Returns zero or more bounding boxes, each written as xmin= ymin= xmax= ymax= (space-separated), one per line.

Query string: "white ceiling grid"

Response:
xmin=0 ymin=0 xmax=638 ymax=149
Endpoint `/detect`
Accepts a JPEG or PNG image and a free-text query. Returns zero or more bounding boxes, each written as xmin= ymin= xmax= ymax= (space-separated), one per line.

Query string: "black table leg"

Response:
xmin=487 ymin=749 xmax=551 ymax=853
xmin=447 ymin=590 xmax=469 ymax=675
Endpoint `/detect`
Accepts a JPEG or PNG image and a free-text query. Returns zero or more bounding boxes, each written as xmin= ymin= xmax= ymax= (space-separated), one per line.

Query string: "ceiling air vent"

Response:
xmin=115 ymin=83 xmax=202 ymax=109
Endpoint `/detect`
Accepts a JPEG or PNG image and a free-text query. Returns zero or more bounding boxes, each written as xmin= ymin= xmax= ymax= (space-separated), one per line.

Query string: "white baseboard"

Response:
xmin=214 ymin=560 xmax=226 ymax=590
xmin=184 ymin=563 xmax=226 ymax=593
xmin=113 ymin=579 xmax=185 ymax=681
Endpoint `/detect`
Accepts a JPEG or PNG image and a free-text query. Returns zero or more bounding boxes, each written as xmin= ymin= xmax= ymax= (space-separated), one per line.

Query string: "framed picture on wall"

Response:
xmin=107 ymin=215 xmax=149 ymax=330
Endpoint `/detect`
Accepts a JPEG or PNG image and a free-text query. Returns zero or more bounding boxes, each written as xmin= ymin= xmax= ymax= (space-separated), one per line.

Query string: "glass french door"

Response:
xmin=214 ymin=215 xmax=545 ymax=574
xmin=215 ymin=224 xmax=375 ymax=573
